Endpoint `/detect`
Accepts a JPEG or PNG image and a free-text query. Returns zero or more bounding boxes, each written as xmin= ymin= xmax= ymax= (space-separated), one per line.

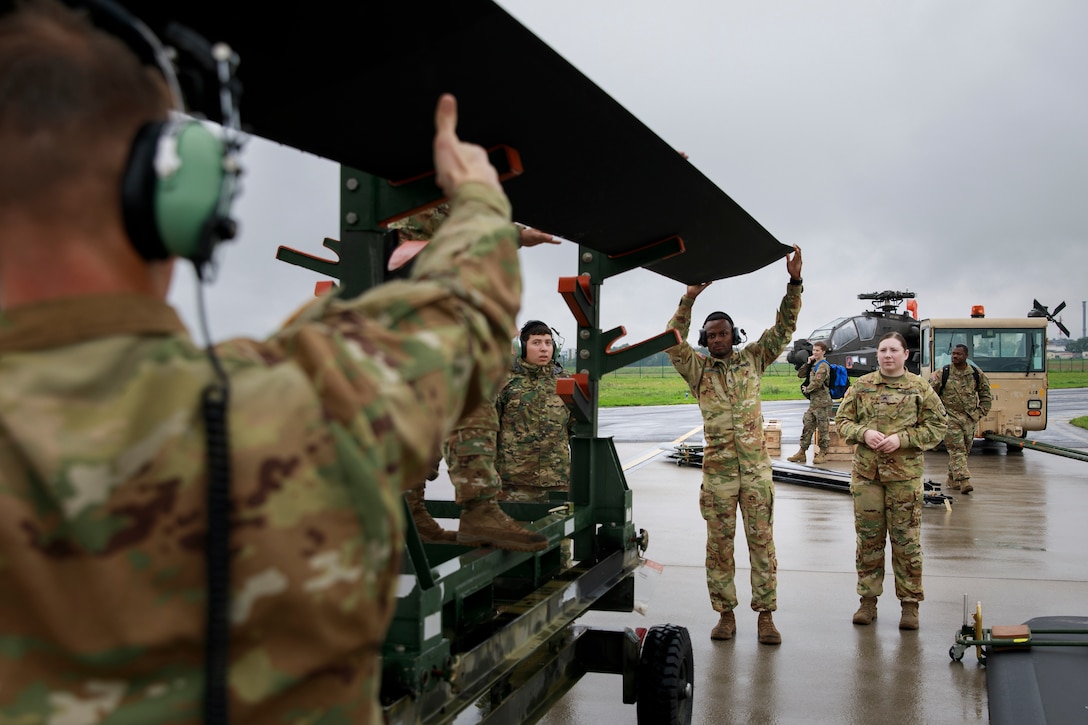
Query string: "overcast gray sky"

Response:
xmin=169 ymin=0 xmax=1088 ymax=354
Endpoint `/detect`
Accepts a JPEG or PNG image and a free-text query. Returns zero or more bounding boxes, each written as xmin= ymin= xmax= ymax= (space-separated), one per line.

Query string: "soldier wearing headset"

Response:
xmin=665 ymin=244 xmax=802 ymax=646
xmin=0 ymin=0 xmax=522 ymax=722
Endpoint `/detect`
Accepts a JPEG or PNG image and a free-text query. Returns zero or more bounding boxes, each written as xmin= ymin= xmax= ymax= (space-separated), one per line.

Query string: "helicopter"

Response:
xmin=787 ymin=290 xmax=922 ymax=377
xmin=787 ymin=292 xmax=1071 ymax=378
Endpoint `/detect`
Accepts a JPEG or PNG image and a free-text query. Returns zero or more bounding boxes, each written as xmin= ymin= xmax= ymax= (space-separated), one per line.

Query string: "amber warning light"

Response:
xmin=971 ymin=305 xmax=985 ymax=318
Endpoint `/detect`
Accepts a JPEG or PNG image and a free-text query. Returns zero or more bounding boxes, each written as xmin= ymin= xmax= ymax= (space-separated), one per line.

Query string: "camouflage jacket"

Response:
xmin=835 ymin=371 xmax=948 ymax=482
xmin=930 ymin=363 xmax=992 ymax=421
xmin=798 ymin=358 xmax=833 ymax=409
xmin=495 ymin=359 xmax=572 ymax=491
xmin=667 ymin=282 xmax=801 ymax=475
xmin=0 ymin=182 xmax=520 ymax=724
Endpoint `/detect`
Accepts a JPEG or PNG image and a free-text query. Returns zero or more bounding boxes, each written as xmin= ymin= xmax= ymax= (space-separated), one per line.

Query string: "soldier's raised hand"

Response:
xmin=433 ymin=94 xmax=502 ymax=196
xmin=686 ymin=282 xmax=712 ymax=299
xmin=786 ymin=244 xmax=803 ymax=279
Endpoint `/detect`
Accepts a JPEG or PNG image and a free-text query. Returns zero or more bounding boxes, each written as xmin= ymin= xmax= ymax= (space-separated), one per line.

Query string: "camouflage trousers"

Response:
xmin=943 ymin=412 xmax=976 ymax=483
xmin=698 ymin=470 xmax=777 ymax=613
xmin=799 ymin=404 xmax=831 ymax=450
xmin=443 ymin=427 xmax=501 ymax=504
xmin=850 ymin=475 xmax=924 ymax=602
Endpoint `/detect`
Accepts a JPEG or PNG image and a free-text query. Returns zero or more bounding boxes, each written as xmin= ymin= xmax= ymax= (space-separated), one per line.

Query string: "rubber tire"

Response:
xmin=636 ymin=623 xmax=694 ymax=725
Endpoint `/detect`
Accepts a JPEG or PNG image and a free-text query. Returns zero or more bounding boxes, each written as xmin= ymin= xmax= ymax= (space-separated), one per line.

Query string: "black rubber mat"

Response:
xmin=986 ymin=615 xmax=1088 ymax=724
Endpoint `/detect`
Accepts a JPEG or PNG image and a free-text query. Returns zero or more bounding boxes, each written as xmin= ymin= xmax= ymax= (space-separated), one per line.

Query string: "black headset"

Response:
xmin=75 ymin=0 xmax=243 ymax=268
xmin=518 ymin=319 xmax=560 ymax=362
xmin=698 ymin=311 xmax=746 ymax=347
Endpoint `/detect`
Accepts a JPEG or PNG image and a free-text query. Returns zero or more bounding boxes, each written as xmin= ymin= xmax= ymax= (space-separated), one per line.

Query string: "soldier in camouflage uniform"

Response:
xmin=666 ymin=245 xmax=803 ymax=646
xmin=496 ymin=320 xmax=574 ymax=503
xmin=929 ymin=344 xmax=991 ymax=495
xmin=0 ymin=4 xmax=520 ymax=722
xmin=391 ymin=211 xmax=554 ymax=551
xmin=836 ymin=332 xmax=947 ymax=630
xmin=788 ymin=339 xmax=832 ymax=464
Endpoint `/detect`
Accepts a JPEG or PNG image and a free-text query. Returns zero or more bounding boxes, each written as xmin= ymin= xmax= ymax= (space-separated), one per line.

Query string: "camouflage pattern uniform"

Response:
xmin=442 ymin=398 xmax=502 ymax=504
xmin=666 ymin=282 xmax=801 ymax=613
xmin=797 ymin=359 xmax=833 ymax=451
xmin=929 ymin=364 xmax=992 ymax=487
xmin=495 ymin=359 xmax=572 ymax=503
xmin=0 ymin=182 xmax=520 ymax=723
xmin=835 ymin=372 xmax=947 ymax=602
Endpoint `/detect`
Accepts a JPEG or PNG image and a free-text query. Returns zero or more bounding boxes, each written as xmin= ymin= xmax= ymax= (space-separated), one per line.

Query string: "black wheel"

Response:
xmin=637 ymin=624 xmax=694 ymax=725
xmin=949 ymin=645 xmax=963 ymax=662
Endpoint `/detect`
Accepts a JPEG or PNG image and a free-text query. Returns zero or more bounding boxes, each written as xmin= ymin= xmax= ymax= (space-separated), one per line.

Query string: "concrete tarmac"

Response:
xmin=530 ymin=394 xmax=1088 ymax=725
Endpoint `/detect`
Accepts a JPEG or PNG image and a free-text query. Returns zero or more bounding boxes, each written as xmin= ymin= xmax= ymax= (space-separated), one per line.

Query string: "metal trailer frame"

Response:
xmin=277 ymin=166 xmax=696 ymax=725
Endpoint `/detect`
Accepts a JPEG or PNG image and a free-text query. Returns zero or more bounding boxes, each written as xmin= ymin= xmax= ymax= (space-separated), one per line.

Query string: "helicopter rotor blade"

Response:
xmin=1055 ymin=318 xmax=1071 ymax=337
xmin=1052 ymin=300 xmax=1067 ymax=316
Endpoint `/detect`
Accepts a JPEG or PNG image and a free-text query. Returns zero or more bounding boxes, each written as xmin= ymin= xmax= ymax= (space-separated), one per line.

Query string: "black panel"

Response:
xmin=34 ymin=0 xmax=793 ymax=283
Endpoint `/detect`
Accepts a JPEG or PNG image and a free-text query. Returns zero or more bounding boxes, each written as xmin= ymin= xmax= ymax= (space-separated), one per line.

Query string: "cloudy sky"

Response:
xmin=169 ymin=0 xmax=1088 ymax=355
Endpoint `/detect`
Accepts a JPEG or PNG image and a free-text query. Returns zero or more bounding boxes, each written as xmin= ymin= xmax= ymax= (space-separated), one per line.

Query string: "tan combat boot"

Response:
xmin=945 ymin=474 xmax=960 ymax=491
xmin=710 ymin=611 xmax=736 ymax=641
xmin=757 ymin=611 xmax=782 ymax=645
xmin=457 ymin=499 xmax=548 ymax=552
xmin=812 ymin=448 xmax=828 ymax=465
xmin=959 ymin=480 xmax=974 ymax=495
xmin=786 ymin=448 xmax=808 ymax=463
xmin=852 ymin=596 xmax=878 ymax=625
xmin=405 ymin=485 xmax=457 ymax=544
xmin=899 ymin=601 xmax=920 ymax=630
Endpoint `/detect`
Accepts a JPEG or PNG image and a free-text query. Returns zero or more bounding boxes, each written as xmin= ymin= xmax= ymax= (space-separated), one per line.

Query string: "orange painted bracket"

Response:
xmin=556 ymin=373 xmax=593 ymax=424
xmin=380 ymin=145 xmax=523 ymax=228
xmin=558 ymin=276 xmax=595 ymax=328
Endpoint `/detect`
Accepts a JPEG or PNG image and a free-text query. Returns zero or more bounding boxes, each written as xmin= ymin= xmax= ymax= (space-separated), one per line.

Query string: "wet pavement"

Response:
xmin=533 ymin=391 xmax=1088 ymax=724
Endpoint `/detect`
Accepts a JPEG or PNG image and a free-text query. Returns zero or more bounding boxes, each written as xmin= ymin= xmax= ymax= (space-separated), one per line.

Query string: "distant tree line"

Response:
xmin=1065 ymin=337 xmax=1088 ymax=354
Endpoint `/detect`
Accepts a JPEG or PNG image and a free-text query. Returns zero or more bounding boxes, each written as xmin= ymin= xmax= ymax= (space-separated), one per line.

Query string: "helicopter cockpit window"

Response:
xmin=807 ymin=317 xmax=848 ymax=341
xmin=854 ymin=316 xmax=878 ymax=341
xmin=830 ymin=320 xmax=859 ymax=351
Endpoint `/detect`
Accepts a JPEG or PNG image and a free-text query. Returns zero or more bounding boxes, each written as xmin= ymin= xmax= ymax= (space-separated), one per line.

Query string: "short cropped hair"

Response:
xmin=0 ymin=0 xmax=171 ymax=218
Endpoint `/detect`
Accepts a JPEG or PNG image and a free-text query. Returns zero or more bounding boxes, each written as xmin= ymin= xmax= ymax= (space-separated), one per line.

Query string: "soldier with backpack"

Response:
xmin=789 ymin=340 xmax=832 ymax=464
xmin=929 ymin=344 xmax=992 ymax=494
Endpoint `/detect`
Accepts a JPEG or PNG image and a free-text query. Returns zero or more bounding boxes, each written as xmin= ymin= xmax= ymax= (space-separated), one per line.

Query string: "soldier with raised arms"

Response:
xmin=665 ymin=245 xmax=803 ymax=646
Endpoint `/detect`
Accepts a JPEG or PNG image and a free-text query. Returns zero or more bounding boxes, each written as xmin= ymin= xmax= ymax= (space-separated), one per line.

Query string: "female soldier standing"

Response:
xmin=835 ymin=332 xmax=946 ymax=630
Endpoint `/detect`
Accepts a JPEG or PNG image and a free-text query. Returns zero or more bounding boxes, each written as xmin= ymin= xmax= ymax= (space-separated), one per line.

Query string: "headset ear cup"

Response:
xmin=122 ymin=120 xmax=227 ymax=262
xmin=122 ymin=121 xmax=169 ymax=261
xmin=154 ymin=122 xmax=227 ymax=262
